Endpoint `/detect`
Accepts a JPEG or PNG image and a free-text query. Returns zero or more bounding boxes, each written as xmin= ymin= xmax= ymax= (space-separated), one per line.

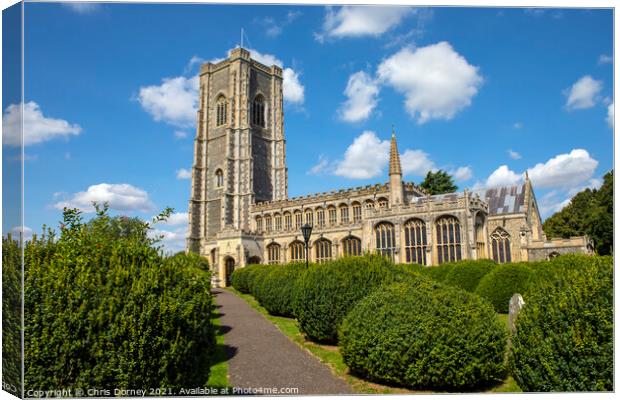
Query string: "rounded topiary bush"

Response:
xmin=475 ymin=263 xmax=534 ymax=313
xmin=509 ymin=254 xmax=613 ymax=391
xmin=420 ymin=262 xmax=455 ymax=282
xmin=339 ymin=275 xmax=507 ymax=391
xmin=254 ymin=262 xmax=307 ymax=317
xmin=442 ymin=259 xmax=497 ymax=292
xmin=294 ymin=254 xmax=394 ymax=343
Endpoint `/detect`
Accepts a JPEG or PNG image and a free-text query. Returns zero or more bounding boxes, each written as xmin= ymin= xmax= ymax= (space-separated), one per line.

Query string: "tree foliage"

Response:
xmin=543 ymin=170 xmax=613 ymax=255
xmin=419 ymin=170 xmax=458 ymax=195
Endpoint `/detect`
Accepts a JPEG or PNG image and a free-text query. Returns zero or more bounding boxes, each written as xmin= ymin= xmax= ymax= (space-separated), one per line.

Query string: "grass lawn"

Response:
xmin=226 ymin=288 xmax=521 ymax=394
xmin=206 ymin=309 xmax=230 ymax=389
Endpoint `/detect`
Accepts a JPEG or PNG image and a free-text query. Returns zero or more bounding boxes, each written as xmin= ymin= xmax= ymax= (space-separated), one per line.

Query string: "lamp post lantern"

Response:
xmin=301 ymin=223 xmax=313 ymax=268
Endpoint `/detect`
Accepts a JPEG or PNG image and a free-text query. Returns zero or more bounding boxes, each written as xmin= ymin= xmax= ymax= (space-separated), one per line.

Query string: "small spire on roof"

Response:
xmin=389 ymin=128 xmax=402 ymax=176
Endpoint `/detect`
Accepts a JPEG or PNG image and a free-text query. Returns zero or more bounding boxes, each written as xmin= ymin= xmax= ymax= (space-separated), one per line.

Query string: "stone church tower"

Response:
xmin=187 ymin=48 xmax=288 ymax=253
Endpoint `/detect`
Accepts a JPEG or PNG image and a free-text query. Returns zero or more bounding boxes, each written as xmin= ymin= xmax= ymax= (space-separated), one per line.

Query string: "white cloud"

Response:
xmin=155 ymin=211 xmax=188 ymax=226
xmin=138 ymin=75 xmax=199 ymax=128
xmin=149 ymin=226 xmax=188 ymax=254
xmin=451 ymin=166 xmax=473 ymax=182
xmin=176 ymin=168 xmax=192 ymax=180
xmin=339 ymin=71 xmax=380 ymax=122
xmin=3 ymin=102 xmax=82 ymax=146
xmin=565 ymin=75 xmax=603 ymax=110
xmin=150 ymin=213 xmax=189 ymax=253
xmin=283 ymin=68 xmax=305 ymax=105
xmin=598 ymin=54 xmax=613 ymax=65
xmin=174 ymin=130 xmax=188 ymax=139
xmin=538 ymin=191 xmax=571 ymax=218
xmin=54 ymin=183 xmax=155 ymax=213
xmin=485 ymin=165 xmax=524 ymax=188
xmin=184 ymin=55 xmax=204 ymax=74
xmin=527 ymin=149 xmax=598 ymax=189
xmin=9 ymin=225 xmax=33 ymax=242
xmin=508 ymin=149 xmax=522 ymax=160
xmin=607 ymin=102 xmax=614 ymax=128
xmin=318 ymin=6 xmax=412 ymax=40
xmin=513 ymin=122 xmax=523 ymax=129
xmin=307 ymin=154 xmax=332 ymax=175
xmin=334 ymin=131 xmax=390 ymax=179
xmin=63 ymin=3 xmax=101 ymax=14
xmin=377 ymin=42 xmax=483 ymax=124
xmin=400 ymin=149 xmax=436 ymax=176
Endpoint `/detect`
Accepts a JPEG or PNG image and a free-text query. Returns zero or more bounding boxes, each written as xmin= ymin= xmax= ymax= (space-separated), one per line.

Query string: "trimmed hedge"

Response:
xmin=339 ymin=275 xmax=507 ymax=391
xmin=509 ymin=254 xmax=613 ymax=391
xmin=230 ymin=264 xmax=265 ymax=294
xmin=253 ymin=263 xmax=307 ymax=317
xmin=24 ymin=208 xmax=216 ymax=391
xmin=442 ymin=259 xmax=497 ymax=292
xmin=475 ymin=263 xmax=534 ymax=313
xmin=293 ymin=255 xmax=394 ymax=343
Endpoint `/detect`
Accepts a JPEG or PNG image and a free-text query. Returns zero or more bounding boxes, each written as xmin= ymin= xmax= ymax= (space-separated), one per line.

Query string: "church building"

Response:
xmin=187 ymin=48 xmax=592 ymax=287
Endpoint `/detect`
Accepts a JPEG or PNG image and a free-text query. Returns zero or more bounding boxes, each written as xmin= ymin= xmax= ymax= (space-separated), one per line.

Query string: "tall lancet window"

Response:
xmin=216 ymin=95 xmax=227 ymax=126
xmin=252 ymin=95 xmax=266 ymax=127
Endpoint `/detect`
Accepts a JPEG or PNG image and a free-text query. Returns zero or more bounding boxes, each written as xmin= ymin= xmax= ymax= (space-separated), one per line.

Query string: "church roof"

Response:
xmin=472 ymin=184 xmax=527 ymax=215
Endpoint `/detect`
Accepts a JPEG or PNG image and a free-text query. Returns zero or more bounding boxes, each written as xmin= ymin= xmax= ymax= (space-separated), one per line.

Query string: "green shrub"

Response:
xmin=509 ymin=254 xmax=613 ymax=391
xmin=248 ymin=265 xmax=276 ymax=297
xmin=3 ymin=234 xmax=25 ymax=396
xmin=253 ymin=262 xmax=307 ymax=317
xmin=442 ymin=259 xmax=497 ymax=292
xmin=230 ymin=264 xmax=264 ymax=294
xmin=294 ymin=255 xmax=394 ymax=343
xmin=475 ymin=263 xmax=534 ymax=313
xmin=339 ymin=276 xmax=507 ymax=391
xmin=24 ymin=207 xmax=216 ymax=391
xmin=420 ymin=262 xmax=455 ymax=282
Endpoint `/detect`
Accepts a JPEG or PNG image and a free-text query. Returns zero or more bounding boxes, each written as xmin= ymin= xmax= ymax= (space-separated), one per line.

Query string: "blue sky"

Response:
xmin=3 ymin=3 xmax=614 ymax=252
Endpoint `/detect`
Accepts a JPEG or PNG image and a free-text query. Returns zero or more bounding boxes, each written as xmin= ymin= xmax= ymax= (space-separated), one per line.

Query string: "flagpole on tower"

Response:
xmin=241 ymin=27 xmax=244 ymax=48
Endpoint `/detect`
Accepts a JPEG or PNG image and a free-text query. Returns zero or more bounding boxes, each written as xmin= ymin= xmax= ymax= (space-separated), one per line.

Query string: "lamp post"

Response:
xmin=301 ymin=223 xmax=313 ymax=268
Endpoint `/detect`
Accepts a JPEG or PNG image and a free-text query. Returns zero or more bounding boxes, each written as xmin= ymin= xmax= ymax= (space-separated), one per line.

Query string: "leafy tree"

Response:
xmin=419 ymin=170 xmax=457 ymax=195
xmin=543 ymin=170 xmax=613 ymax=255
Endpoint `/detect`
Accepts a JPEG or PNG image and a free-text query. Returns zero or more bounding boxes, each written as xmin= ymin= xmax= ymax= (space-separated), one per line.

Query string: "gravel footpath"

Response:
xmin=213 ymin=289 xmax=353 ymax=395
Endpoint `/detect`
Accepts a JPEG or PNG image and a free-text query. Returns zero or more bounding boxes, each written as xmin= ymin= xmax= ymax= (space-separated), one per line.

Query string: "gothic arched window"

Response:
xmin=283 ymin=212 xmax=292 ymax=230
xmin=435 ymin=215 xmax=462 ymax=264
xmin=267 ymin=243 xmax=281 ymax=264
xmin=215 ymin=169 xmax=224 ymax=188
xmin=339 ymin=204 xmax=349 ymax=224
xmin=304 ymin=209 xmax=313 ymax=226
xmin=290 ymin=241 xmax=305 ymax=262
xmin=491 ymin=228 xmax=511 ymax=263
xmin=375 ymin=222 xmax=396 ymax=261
xmin=315 ymin=238 xmax=332 ymax=263
xmin=327 ymin=206 xmax=337 ymax=226
xmin=255 ymin=216 xmax=263 ymax=233
xmin=404 ymin=218 xmax=428 ymax=265
xmin=252 ymin=94 xmax=266 ymax=127
xmin=264 ymin=215 xmax=272 ymax=232
xmin=342 ymin=236 xmax=362 ymax=257
xmin=216 ymin=95 xmax=227 ymax=126
xmin=352 ymin=202 xmax=362 ymax=223
xmin=294 ymin=210 xmax=302 ymax=229
xmin=316 ymin=207 xmax=325 ymax=228
xmin=274 ymin=213 xmax=282 ymax=231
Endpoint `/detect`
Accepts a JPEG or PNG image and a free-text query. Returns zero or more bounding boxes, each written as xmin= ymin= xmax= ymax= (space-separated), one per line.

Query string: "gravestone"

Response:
xmin=508 ymin=293 xmax=525 ymax=334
